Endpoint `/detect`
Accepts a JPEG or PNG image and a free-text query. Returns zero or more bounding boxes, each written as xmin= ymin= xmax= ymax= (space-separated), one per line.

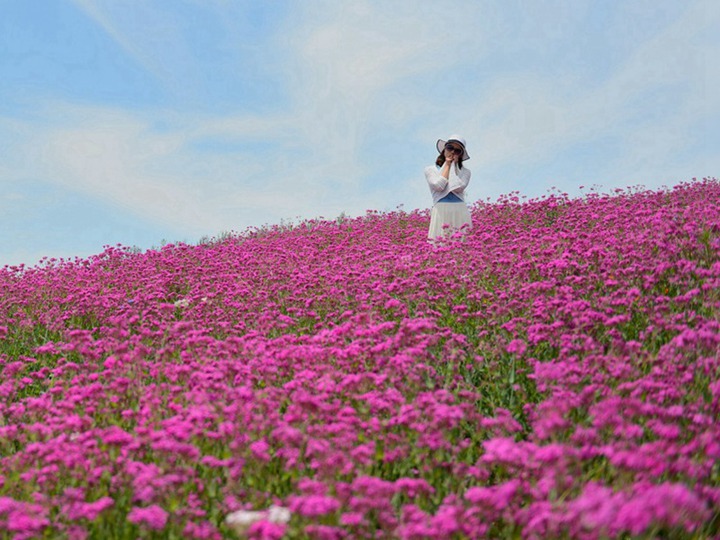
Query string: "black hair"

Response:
xmin=435 ymin=148 xmax=464 ymax=169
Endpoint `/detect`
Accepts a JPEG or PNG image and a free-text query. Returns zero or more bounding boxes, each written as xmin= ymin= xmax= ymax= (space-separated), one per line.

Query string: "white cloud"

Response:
xmin=454 ymin=0 xmax=720 ymax=194
xmin=17 ymin=105 xmax=299 ymax=234
xmin=4 ymin=0 xmax=492 ymax=237
xmin=278 ymin=0 xmax=476 ymax=172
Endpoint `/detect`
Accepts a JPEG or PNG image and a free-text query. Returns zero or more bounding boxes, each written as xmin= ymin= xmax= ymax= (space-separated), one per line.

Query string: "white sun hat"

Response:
xmin=436 ymin=134 xmax=469 ymax=161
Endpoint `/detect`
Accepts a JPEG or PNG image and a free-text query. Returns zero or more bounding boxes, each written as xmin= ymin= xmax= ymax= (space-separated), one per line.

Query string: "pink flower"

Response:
xmin=247 ymin=521 xmax=287 ymax=540
xmin=466 ymin=479 xmax=520 ymax=511
xmin=302 ymin=524 xmax=345 ymax=539
xmin=249 ymin=439 xmax=272 ymax=462
xmin=288 ymin=495 xmax=341 ymax=517
xmin=183 ymin=521 xmax=222 ymax=539
xmin=127 ymin=504 xmax=168 ymax=530
xmin=395 ymin=478 xmax=433 ymax=498
xmin=616 ymin=483 xmax=711 ymax=535
xmin=430 ymin=504 xmax=461 ymax=536
xmin=6 ymin=511 xmax=50 ymax=533
xmin=64 ymin=497 xmax=114 ymax=521
xmin=506 ymin=339 xmax=527 ymax=355
xmin=481 ymin=437 xmax=534 ymax=467
xmin=3 ymin=179 xmax=720 ymax=538
xmin=384 ymin=298 xmax=403 ymax=310
xmin=340 ymin=512 xmax=365 ymax=526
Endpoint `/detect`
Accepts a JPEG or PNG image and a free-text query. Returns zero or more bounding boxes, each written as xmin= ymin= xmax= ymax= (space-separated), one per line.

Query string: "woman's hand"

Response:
xmin=441 ymin=153 xmax=454 ymax=179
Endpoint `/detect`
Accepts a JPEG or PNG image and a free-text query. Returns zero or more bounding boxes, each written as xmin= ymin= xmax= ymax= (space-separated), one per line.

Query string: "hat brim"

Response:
xmin=436 ymin=139 xmax=470 ymax=161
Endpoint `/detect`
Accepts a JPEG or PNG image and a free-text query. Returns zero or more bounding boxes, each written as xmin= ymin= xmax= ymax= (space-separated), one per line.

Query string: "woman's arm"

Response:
xmin=440 ymin=158 xmax=452 ymax=180
xmin=448 ymin=167 xmax=471 ymax=194
xmin=425 ymin=165 xmax=449 ymax=192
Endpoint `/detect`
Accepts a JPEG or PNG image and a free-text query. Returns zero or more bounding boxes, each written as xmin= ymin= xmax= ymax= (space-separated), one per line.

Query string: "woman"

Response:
xmin=425 ymin=134 xmax=472 ymax=240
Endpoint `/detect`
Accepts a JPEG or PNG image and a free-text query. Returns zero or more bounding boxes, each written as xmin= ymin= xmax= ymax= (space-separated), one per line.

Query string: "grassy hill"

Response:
xmin=1 ymin=179 xmax=719 ymax=539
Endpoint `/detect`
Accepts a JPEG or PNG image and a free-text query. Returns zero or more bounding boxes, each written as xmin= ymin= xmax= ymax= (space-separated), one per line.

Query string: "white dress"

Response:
xmin=425 ymin=163 xmax=472 ymax=240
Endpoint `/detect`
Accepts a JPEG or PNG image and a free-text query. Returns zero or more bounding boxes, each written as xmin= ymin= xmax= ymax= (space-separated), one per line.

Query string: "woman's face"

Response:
xmin=444 ymin=143 xmax=463 ymax=161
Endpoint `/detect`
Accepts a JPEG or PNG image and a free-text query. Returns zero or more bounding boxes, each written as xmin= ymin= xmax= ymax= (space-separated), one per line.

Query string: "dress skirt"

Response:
xmin=428 ymin=202 xmax=472 ymax=240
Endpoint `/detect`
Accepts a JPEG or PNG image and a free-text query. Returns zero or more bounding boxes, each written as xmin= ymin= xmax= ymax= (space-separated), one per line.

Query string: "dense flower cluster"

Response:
xmin=1 ymin=179 xmax=719 ymax=539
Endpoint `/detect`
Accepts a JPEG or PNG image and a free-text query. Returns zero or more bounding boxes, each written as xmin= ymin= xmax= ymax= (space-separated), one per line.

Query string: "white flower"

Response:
xmin=225 ymin=509 xmax=264 ymax=535
xmin=225 ymin=505 xmax=291 ymax=536
xmin=174 ymin=298 xmax=190 ymax=308
xmin=266 ymin=505 xmax=291 ymax=524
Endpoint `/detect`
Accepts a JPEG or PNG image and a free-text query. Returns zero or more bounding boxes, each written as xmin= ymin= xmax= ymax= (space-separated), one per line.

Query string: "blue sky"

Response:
xmin=1 ymin=0 xmax=718 ymax=267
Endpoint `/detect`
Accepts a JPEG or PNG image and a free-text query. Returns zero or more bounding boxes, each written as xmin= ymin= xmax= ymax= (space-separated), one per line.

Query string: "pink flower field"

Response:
xmin=1 ymin=179 xmax=719 ymax=539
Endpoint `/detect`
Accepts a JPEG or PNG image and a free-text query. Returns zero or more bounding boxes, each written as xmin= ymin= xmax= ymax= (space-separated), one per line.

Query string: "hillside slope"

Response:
xmin=1 ymin=179 xmax=719 ymax=538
